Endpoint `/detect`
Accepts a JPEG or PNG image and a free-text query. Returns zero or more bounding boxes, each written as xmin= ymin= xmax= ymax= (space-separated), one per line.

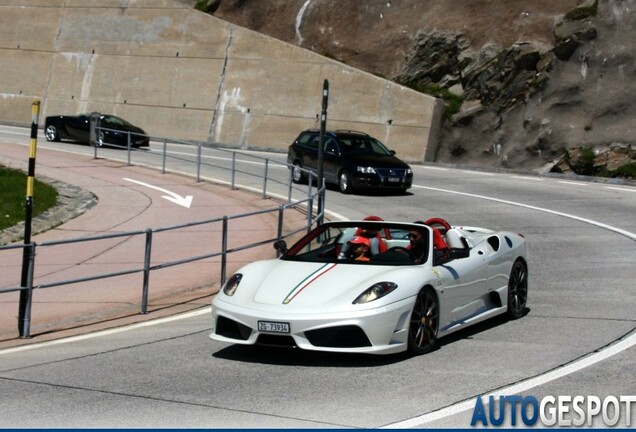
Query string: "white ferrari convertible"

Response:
xmin=210 ymin=217 xmax=528 ymax=355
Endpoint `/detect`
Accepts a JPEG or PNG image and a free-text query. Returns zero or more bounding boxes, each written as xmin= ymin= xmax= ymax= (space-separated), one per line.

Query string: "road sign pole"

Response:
xmin=18 ymin=100 xmax=40 ymax=338
xmin=317 ymin=79 xmax=329 ymax=226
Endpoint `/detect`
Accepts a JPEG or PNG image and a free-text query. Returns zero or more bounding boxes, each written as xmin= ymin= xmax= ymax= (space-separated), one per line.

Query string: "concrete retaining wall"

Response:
xmin=0 ymin=0 xmax=442 ymax=161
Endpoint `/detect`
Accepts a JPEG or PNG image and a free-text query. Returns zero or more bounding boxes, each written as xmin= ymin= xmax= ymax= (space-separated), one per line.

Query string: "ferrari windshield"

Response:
xmin=281 ymin=221 xmax=430 ymax=265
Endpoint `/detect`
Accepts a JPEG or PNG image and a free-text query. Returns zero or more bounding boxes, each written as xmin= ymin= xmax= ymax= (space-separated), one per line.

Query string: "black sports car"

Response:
xmin=288 ymin=129 xmax=413 ymax=194
xmin=44 ymin=113 xmax=150 ymax=148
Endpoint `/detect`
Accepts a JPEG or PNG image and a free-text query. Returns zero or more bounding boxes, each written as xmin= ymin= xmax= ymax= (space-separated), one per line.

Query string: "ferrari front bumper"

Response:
xmin=210 ymin=296 xmax=416 ymax=355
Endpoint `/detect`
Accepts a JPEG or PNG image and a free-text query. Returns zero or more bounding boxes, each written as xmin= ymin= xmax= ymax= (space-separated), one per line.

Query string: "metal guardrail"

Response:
xmin=0 ymin=129 xmax=326 ymax=338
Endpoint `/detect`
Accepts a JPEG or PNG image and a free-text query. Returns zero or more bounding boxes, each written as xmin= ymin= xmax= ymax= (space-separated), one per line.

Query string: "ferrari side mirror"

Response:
xmin=274 ymin=240 xmax=288 ymax=254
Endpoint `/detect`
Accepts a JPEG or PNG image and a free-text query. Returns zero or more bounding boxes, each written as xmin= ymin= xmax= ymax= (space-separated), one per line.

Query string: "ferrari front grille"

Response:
xmin=305 ymin=325 xmax=372 ymax=348
xmin=256 ymin=334 xmax=297 ymax=347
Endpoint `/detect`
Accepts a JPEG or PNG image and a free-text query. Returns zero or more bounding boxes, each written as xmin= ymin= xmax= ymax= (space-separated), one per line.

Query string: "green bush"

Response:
xmin=570 ymin=147 xmax=596 ymax=176
xmin=403 ymin=81 xmax=464 ymax=119
xmin=613 ymin=162 xmax=636 ymax=179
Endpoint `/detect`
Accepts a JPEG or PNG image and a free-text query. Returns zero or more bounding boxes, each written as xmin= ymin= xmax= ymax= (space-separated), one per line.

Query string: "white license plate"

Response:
xmin=258 ymin=320 xmax=290 ymax=334
xmin=387 ymin=177 xmax=400 ymax=183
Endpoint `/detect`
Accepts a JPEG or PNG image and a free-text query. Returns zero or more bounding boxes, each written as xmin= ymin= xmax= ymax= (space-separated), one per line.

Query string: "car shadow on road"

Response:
xmin=323 ymin=183 xmax=414 ymax=197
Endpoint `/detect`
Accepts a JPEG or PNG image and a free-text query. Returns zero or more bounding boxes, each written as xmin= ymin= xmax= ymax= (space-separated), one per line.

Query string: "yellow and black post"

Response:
xmin=18 ymin=100 xmax=40 ymax=338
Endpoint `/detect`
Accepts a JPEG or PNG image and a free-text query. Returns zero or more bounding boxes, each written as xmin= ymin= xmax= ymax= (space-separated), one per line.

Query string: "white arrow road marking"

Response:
xmin=123 ymin=177 xmax=193 ymax=208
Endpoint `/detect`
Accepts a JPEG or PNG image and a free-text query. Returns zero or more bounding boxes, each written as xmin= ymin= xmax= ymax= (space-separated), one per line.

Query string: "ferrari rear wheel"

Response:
xmin=408 ymin=287 xmax=438 ymax=355
xmin=507 ymin=259 xmax=528 ymax=319
xmin=45 ymin=125 xmax=59 ymax=142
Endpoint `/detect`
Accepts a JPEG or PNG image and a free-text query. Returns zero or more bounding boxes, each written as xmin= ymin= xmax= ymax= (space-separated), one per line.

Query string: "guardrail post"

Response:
xmin=141 ymin=229 xmax=153 ymax=314
xmin=127 ymin=132 xmax=132 ymax=166
xmin=307 ymin=195 xmax=314 ymax=233
xmin=162 ymin=139 xmax=168 ymax=174
xmin=230 ymin=152 xmax=237 ymax=190
xmin=89 ymin=112 xmax=100 ymax=158
xmin=262 ymin=159 xmax=269 ymax=199
xmin=277 ymin=204 xmax=284 ymax=241
xmin=196 ymin=142 xmax=202 ymax=182
xmin=287 ymin=167 xmax=293 ymax=204
xmin=317 ymin=178 xmax=326 ymax=226
xmin=220 ymin=216 xmax=229 ymax=286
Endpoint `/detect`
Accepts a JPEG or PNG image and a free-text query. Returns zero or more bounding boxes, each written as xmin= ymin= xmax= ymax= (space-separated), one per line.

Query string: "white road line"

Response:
xmin=606 ymin=186 xmax=636 ymax=193
xmin=512 ymin=176 xmax=543 ymax=181
xmin=558 ymin=180 xmax=587 ymax=186
xmin=419 ymin=166 xmax=449 ymax=171
xmin=412 ymin=185 xmax=636 ymax=240
xmin=383 ymin=331 xmax=636 ymax=428
xmin=0 ymin=308 xmax=212 ymax=356
xmin=463 ymin=170 xmax=494 ymax=176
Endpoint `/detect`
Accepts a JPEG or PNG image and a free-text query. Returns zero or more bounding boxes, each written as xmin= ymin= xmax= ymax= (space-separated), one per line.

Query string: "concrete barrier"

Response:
xmin=0 ymin=0 xmax=442 ymax=162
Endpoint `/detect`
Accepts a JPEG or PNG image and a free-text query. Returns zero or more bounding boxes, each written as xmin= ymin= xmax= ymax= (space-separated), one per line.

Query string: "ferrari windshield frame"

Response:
xmin=281 ymin=221 xmax=430 ymax=265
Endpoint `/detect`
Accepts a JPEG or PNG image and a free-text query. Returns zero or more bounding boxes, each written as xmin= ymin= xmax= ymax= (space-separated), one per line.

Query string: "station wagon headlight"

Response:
xmin=356 ymin=166 xmax=376 ymax=174
xmin=353 ymin=282 xmax=398 ymax=304
xmin=222 ymin=273 xmax=243 ymax=296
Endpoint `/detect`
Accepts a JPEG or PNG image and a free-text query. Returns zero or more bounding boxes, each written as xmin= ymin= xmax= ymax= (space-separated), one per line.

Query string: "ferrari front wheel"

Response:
xmin=507 ymin=259 xmax=528 ymax=319
xmin=408 ymin=287 xmax=438 ymax=355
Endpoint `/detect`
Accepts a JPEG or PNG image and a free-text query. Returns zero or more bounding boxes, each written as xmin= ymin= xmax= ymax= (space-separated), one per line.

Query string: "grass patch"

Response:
xmin=0 ymin=165 xmax=58 ymax=231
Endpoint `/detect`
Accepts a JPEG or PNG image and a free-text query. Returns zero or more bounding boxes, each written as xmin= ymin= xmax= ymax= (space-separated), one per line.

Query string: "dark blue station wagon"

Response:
xmin=287 ymin=129 xmax=413 ymax=194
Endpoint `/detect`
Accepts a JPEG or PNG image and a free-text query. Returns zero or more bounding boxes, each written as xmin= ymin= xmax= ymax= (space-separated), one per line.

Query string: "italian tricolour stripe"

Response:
xmin=282 ymin=263 xmax=337 ymax=304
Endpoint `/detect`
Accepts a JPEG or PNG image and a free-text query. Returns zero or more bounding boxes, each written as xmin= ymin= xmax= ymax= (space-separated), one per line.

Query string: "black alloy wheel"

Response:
xmin=408 ymin=287 xmax=439 ymax=355
xmin=507 ymin=259 xmax=528 ymax=319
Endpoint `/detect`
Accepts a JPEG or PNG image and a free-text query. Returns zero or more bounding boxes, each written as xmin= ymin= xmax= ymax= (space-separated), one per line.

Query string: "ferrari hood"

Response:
xmin=244 ymin=260 xmax=396 ymax=308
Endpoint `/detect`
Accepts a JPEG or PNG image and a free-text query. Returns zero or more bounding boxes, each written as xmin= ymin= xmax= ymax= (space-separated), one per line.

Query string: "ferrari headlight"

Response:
xmin=222 ymin=273 xmax=243 ymax=296
xmin=356 ymin=166 xmax=376 ymax=174
xmin=353 ymin=281 xmax=398 ymax=304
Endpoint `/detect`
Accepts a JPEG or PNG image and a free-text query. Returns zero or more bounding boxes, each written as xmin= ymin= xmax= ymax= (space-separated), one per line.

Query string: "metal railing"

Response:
xmin=1 ymin=129 xmax=325 ymax=338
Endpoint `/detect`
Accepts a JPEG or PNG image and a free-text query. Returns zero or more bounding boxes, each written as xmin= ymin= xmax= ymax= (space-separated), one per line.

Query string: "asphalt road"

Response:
xmin=0 ymin=126 xmax=635 ymax=428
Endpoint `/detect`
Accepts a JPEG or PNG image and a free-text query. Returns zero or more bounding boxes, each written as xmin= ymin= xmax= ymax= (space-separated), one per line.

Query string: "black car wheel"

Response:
xmin=95 ymin=131 xmax=105 ymax=147
xmin=507 ymin=259 xmax=528 ymax=319
xmin=45 ymin=125 xmax=59 ymax=142
xmin=408 ymin=287 xmax=438 ymax=355
xmin=338 ymin=170 xmax=353 ymax=194
xmin=291 ymin=161 xmax=306 ymax=184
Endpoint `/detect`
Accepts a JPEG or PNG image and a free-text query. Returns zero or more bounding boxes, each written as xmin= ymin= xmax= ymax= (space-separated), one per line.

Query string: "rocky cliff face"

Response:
xmin=187 ymin=0 xmax=635 ymax=178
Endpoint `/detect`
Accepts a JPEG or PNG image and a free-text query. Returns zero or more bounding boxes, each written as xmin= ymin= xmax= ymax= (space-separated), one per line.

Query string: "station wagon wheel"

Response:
xmin=291 ymin=161 xmax=306 ymax=184
xmin=408 ymin=287 xmax=439 ymax=355
xmin=338 ymin=170 xmax=353 ymax=194
xmin=45 ymin=125 xmax=59 ymax=142
xmin=95 ymin=130 xmax=105 ymax=147
xmin=507 ymin=259 xmax=528 ymax=319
